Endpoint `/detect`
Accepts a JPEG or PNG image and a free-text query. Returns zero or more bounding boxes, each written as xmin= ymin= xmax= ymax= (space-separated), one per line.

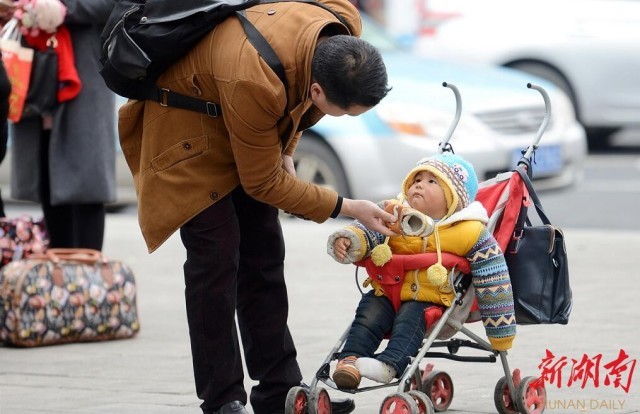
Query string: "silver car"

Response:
xmin=414 ymin=0 xmax=640 ymax=150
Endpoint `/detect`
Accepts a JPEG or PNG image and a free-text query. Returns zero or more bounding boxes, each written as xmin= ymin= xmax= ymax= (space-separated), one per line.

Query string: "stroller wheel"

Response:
xmin=285 ymin=386 xmax=309 ymax=414
xmin=309 ymin=387 xmax=332 ymax=414
xmin=422 ymin=370 xmax=454 ymax=412
xmin=379 ymin=392 xmax=420 ymax=414
xmin=493 ymin=376 xmax=518 ymax=414
xmin=516 ymin=376 xmax=547 ymax=414
xmin=407 ymin=390 xmax=435 ymax=414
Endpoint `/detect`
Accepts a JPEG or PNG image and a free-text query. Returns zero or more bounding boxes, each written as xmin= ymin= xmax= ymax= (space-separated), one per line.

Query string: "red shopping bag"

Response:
xmin=1 ymin=19 xmax=34 ymax=122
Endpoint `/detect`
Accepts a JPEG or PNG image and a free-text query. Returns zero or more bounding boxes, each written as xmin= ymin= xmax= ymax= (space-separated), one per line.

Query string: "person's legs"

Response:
xmin=39 ymin=130 xmax=75 ymax=248
xmin=358 ymin=300 xmax=431 ymax=382
xmin=0 ymin=63 xmax=8 ymax=218
xmin=71 ymin=203 xmax=105 ymax=250
xmin=232 ymin=187 xmax=302 ymax=414
xmin=180 ymin=194 xmax=246 ymax=413
xmin=39 ymin=130 xmax=105 ymax=250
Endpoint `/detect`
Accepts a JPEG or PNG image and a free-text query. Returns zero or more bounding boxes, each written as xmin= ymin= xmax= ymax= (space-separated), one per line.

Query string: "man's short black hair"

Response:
xmin=312 ymin=35 xmax=390 ymax=109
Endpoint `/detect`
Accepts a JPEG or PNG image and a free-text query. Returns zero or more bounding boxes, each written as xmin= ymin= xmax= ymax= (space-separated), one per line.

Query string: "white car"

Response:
xmin=292 ymin=14 xmax=587 ymax=202
xmin=414 ymin=0 xmax=640 ymax=150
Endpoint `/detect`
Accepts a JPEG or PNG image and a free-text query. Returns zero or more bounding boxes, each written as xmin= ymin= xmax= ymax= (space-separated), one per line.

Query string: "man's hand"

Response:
xmin=340 ymin=198 xmax=397 ymax=236
xmin=282 ymin=154 xmax=296 ymax=176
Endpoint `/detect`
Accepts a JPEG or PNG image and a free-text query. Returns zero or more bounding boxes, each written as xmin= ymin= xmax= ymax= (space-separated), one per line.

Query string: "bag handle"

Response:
xmin=0 ymin=18 xmax=19 ymax=41
xmin=29 ymin=248 xmax=114 ymax=288
xmin=42 ymin=248 xmax=105 ymax=264
xmin=514 ymin=165 xmax=552 ymax=226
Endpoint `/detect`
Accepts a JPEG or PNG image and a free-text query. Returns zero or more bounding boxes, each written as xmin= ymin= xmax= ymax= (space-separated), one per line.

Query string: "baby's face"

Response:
xmin=406 ymin=171 xmax=448 ymax=219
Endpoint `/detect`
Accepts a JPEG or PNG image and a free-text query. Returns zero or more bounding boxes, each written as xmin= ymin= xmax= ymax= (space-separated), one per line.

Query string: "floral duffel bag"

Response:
xmin=0 ymin=215 xmax=49 ymax=269
xmin=0 ymin=248 xmax=140 ymax=347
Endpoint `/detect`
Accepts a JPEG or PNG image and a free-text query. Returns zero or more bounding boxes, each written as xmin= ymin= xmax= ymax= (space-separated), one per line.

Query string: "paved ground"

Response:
xmin=1 ymin=207 xmax=639 ymax=414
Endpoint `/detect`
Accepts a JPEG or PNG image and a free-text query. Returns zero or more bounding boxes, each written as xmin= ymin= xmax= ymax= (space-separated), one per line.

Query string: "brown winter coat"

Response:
xmin=118 ymin=1 xmax=361 ymax=252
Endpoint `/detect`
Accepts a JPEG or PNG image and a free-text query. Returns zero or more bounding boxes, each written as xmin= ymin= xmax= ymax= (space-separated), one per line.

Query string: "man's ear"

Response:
xmin=310 ymin=82 xmax=324 ymax=100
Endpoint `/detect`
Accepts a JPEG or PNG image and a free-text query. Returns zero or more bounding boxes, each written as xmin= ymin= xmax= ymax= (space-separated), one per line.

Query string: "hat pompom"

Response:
xmin=427 ymin=263 xmax=448 ymax=286
xmin=371 ymin=244 xmax=392 ymax=267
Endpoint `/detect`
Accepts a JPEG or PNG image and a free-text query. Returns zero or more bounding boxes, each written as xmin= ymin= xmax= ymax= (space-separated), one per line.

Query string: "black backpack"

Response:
xmin=100 ymin=0 xmax=349 ymax=117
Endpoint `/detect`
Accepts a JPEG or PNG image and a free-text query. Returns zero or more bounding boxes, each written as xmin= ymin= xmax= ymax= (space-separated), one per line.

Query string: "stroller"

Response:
xmin=286 ymin=83 xmax=556 ymax=414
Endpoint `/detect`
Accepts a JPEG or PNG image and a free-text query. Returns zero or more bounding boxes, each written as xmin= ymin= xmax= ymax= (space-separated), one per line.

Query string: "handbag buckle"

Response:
xmin=46 ymin=35 xmax=58 ymax=49
xmin=509 ymin=229 xmax=524 ymax=254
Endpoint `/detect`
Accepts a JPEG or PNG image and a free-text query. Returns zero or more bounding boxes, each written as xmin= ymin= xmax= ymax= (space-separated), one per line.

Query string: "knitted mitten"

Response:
xmin=398 ymin=206 xmax=435 ymax=237
xmin=384 ymin=203 xmax=434 ymax=237
xmin=327 ymin=226 xmax=367 ymax=264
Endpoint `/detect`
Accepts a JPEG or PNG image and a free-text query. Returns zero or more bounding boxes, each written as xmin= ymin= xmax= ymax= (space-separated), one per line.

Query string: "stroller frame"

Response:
xmin=310 ymin=271 xmax=514 ymax=393
xmin=286 ymin=83 xmax=551 ymax=414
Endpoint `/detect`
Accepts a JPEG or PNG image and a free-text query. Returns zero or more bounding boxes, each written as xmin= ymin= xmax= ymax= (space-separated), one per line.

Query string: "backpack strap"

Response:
xmin=145 ymin=85 xmax=223 ymax=117
xmin=144 ymin=9 xmax=287 ymax=117
xmin=237 ymin=10 xmax=288 ymax=90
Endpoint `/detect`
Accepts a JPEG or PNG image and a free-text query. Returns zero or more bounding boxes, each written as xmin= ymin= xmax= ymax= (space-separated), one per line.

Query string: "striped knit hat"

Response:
xmin=401 ymin=153 xmax=478 ymax=219
xmin=400 ymin=154 xmax=479 ymax=287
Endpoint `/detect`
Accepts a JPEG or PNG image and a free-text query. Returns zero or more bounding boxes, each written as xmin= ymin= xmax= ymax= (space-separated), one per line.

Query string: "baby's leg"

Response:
xmin=334 ymin=292 xmax=395 ymax=388
xmin=339 ymin=291 xmax=396 ymax=358
xmin=358 ymin=301 xmax=431 ymax=383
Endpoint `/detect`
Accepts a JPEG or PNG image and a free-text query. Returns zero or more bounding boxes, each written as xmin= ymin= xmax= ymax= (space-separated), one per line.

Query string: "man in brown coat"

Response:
xmin=118 ymin=1 xmax=395 ymax=413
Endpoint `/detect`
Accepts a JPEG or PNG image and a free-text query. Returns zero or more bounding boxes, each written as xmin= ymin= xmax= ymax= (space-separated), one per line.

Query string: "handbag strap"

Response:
xmin=0 ymin=18 xmax=19 ymax=41
xmin=514 ymin=165 xmax=552 ymax=226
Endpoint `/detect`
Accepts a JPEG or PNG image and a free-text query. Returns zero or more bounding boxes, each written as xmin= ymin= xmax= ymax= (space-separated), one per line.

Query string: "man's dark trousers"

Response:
xmin=180 ymin=186 xmax=302 ymax=414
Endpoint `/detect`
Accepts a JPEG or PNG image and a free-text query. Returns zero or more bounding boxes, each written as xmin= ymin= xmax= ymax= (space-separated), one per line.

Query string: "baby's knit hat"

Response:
xmin=401 ymin=153 xmax=478 ymax=219
xmin=397 ymin=153 xmax=479 ymax=288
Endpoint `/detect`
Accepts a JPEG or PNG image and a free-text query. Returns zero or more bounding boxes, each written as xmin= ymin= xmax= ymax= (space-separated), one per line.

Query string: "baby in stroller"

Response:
xmin=327 ymin=153 xmax=517 ymax=389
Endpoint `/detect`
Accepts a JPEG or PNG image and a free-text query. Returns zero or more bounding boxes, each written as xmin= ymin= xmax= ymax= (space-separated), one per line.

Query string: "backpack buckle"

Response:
xmin=205 ymin=102 xmax=219 ymax=118
xmin=159 ymin=88 xmax=170 ymax=107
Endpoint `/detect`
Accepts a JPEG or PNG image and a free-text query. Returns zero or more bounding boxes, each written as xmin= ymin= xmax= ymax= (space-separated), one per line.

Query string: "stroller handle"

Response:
xmin=522 ymin=83 xmax=551 ymax=161
xmin=439 ymin=82 xmax=461 ymax=153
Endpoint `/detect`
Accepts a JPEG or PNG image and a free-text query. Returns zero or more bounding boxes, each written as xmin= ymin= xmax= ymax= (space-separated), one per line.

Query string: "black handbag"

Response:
xmin=21 ymin=43 xmax=58 ymax=119
xmin=505 ymin=167 xmax=572 ymax=325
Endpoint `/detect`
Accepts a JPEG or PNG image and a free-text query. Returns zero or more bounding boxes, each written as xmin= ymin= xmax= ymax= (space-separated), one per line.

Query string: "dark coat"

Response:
xmin=10 ymin=0 xmax=117 ymax=205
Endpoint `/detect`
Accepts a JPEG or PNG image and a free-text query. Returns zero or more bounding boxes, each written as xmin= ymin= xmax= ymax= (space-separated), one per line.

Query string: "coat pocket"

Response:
xmin=151 ymin=135 xmax=209 ymax=173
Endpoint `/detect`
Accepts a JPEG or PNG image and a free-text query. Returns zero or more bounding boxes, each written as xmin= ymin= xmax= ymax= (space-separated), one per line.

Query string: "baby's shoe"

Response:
xmin=333 ymin=356 xmax=361 ymax=389
xmin=355 ymin=357 xmax=396 ymax=384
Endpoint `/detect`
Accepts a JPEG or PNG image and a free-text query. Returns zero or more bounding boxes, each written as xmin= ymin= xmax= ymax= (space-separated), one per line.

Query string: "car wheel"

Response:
xmin=508 ymin=61 xmax=613 ymax=151
xmin=507 ymin=61 xmax=577 ymax=113
xmin=293 ymin=134 xmax=350 ymax=198
xmin=584 ymin=127 xmax=619 ymax=152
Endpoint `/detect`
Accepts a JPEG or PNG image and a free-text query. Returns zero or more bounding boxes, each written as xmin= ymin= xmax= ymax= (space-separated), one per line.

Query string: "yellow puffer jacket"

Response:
xmin=368 ymin=220 xmax=484 ymax=307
